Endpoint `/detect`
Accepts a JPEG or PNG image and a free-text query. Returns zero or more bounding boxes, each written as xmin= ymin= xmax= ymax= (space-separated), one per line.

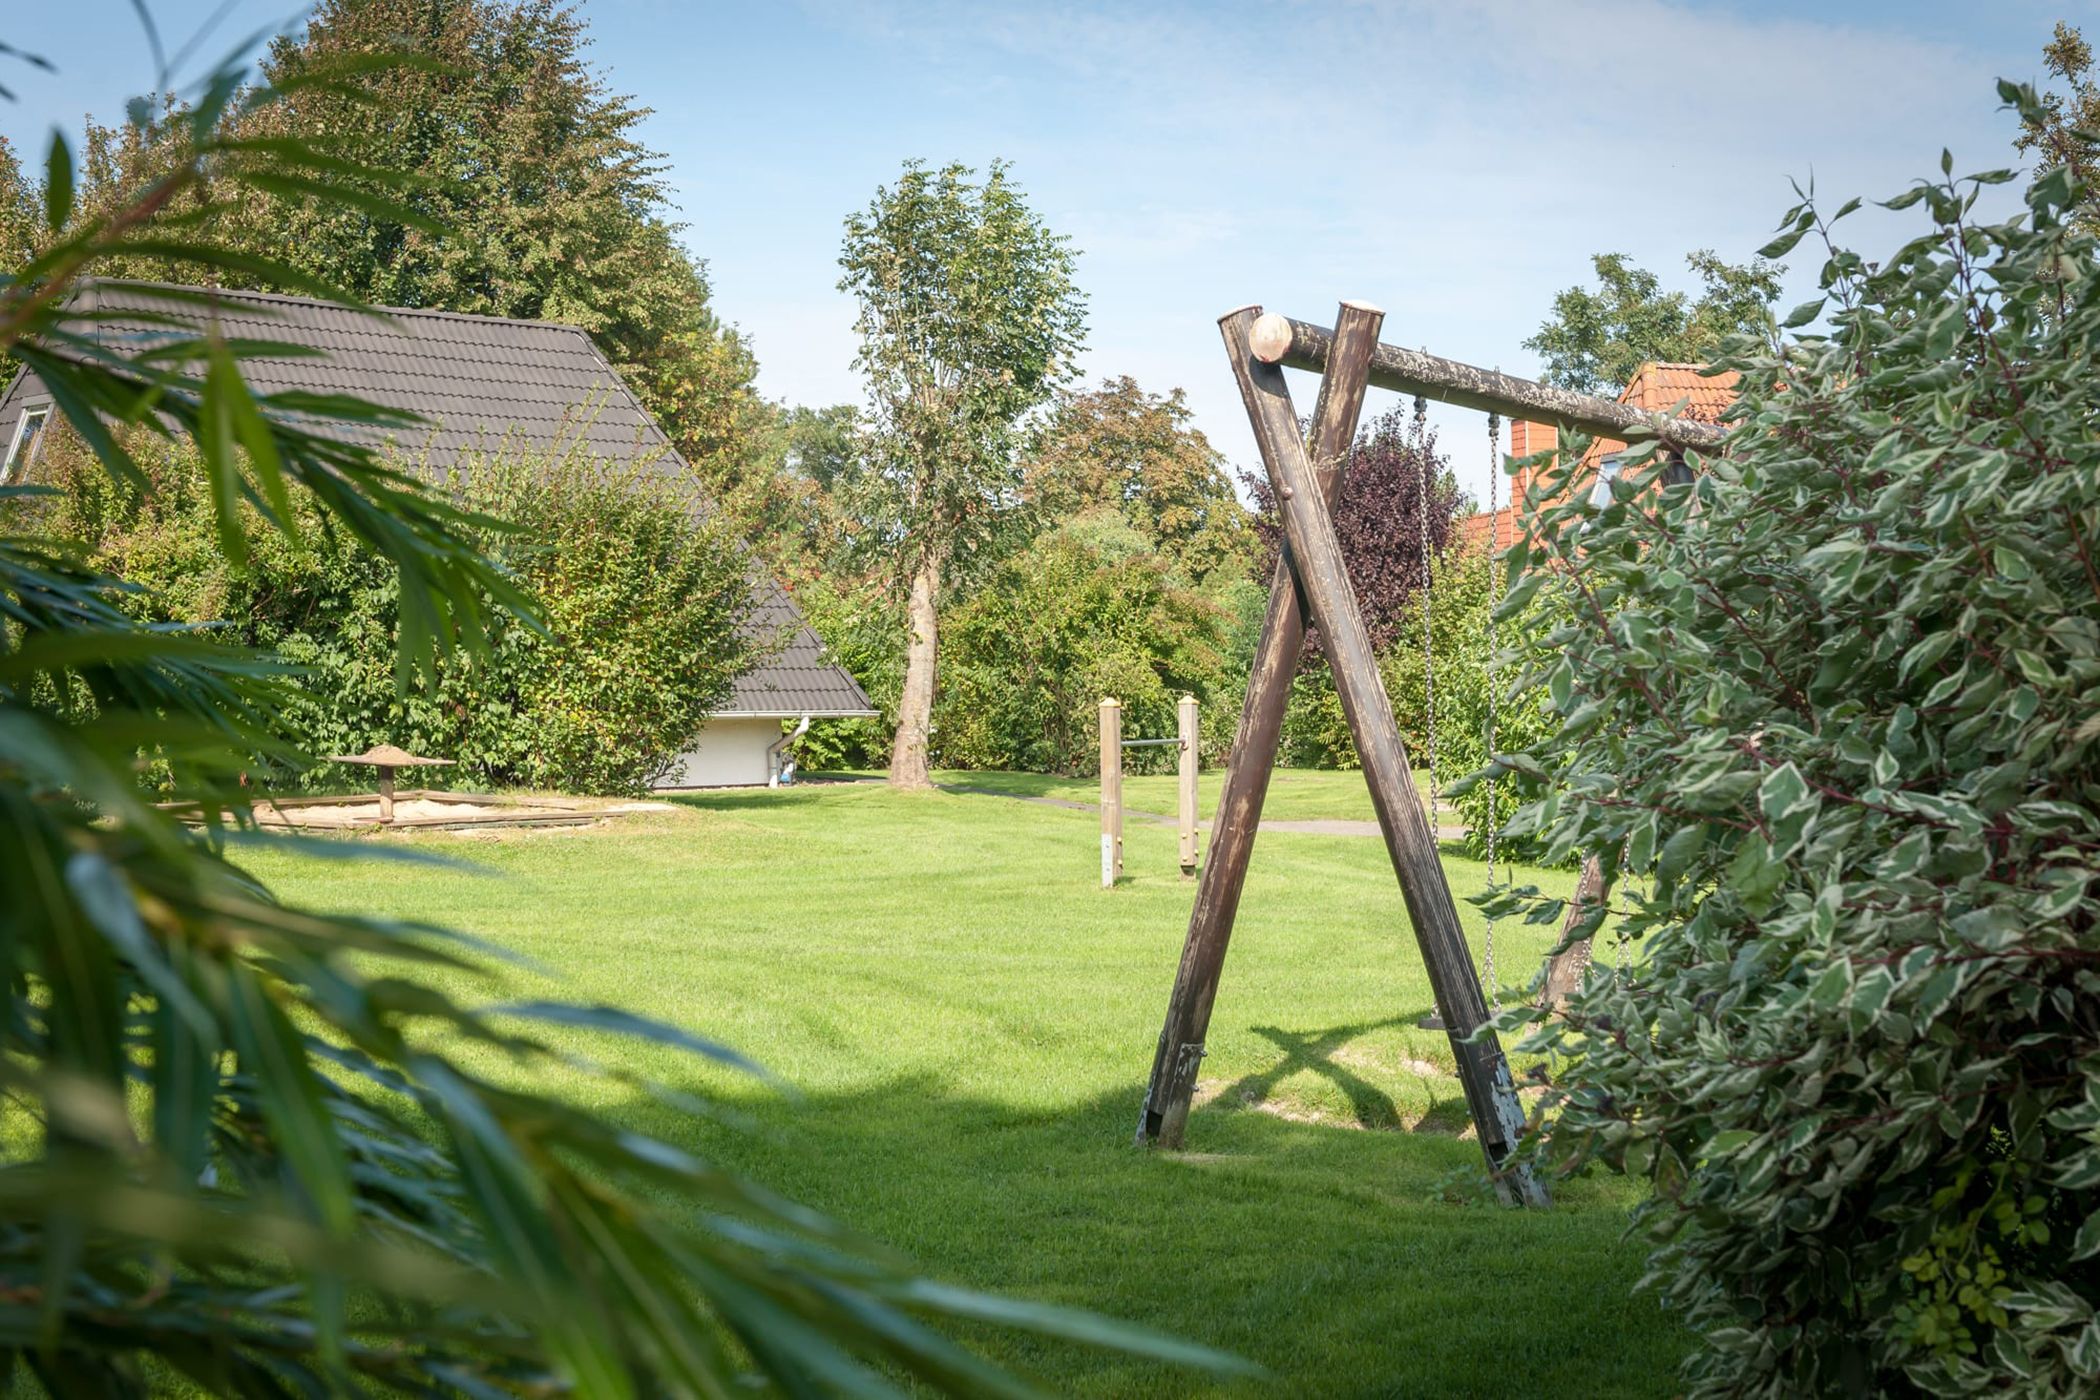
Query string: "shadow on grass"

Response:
xmin=1208 ymin=1019 xmax=1485 ymax=1137
xmin=1220 ymin=1018 xmax=1408 ymax=1129
xmin=657 ymin=786 xmax=856 ymax=814
xmin=585 ymin=1065 xmax=1689 ymax=1400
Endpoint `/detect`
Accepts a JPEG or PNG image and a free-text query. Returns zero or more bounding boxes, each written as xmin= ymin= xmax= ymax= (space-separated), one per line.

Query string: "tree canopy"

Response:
xmin=7 ymin=0 xmax=771 ymax=492
xmin=1523 ymin=249 xmax=1782 ymax=395
xmin=838 ymin=157 xmax=1086 ymax=788
xmin=1021 ymin=375 xmax=1254 ymax=585
xmin=1244 ymin=404 xmax=1461 ymax=655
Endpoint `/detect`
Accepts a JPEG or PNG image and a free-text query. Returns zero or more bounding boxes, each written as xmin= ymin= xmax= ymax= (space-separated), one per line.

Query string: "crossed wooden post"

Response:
xmin=1135 ymin=301 xmax=1728 ymax=1206
xmin=1132 ymin=301 xmax=1543 ymax=1205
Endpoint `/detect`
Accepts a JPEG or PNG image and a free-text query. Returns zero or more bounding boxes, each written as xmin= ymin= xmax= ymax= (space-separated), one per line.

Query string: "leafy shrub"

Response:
xmin=1505 ymin=122 xmax=2100 ymax=1394
xmin=790 ymin=571 xmax=905 ymax=771
xmin=1275 ymin=544 xmax=1552 ymax=858
xmin=934 ymin=519 xmax=1236 ymax=774
xmin=1383 ymin=544 xmax=1554 ymax=858
xmin=33 ymin=429 xmax=759 ymax=794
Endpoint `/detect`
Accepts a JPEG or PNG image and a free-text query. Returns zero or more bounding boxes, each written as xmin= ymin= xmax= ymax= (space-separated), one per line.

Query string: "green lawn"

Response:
xmin=242 ymin=770 xmax=1687 ymax=1397
xmin=916 ymin=764 xmax=1421 ymax=823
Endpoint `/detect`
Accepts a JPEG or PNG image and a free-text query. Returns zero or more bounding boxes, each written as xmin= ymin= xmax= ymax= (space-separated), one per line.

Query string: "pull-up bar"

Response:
xmin=1100 ymin=696 xmax=1201 ymax=889
xmin=1247 ymin=311 xmax=1729 ymax=453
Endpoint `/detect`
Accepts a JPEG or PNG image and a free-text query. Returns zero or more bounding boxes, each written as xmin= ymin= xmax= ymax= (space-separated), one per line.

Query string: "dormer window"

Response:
xmin=1587 ymin=453 xmax=1624 ymax=509
xmin=3 ymin=404 xmax=50 ymax=482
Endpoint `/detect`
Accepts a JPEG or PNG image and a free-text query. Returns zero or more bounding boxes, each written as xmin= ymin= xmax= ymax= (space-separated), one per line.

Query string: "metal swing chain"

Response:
xmin=1484 ymin=411 xmax=1501 ymax=1011
xmin=1412 ymin=395 xmax=1436 ymax=822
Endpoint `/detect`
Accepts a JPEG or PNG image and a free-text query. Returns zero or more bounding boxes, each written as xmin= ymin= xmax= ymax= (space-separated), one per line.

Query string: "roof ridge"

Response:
xmin=1636 ymin=360 xmax=1730 ymax=374
xmin=79 ymin=277 xmax=597 ymax=339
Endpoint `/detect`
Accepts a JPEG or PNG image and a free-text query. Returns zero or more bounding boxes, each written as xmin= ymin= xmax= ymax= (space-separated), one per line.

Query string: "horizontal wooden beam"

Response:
xmin=1248 ymin=312 xmax=1729 ymax=453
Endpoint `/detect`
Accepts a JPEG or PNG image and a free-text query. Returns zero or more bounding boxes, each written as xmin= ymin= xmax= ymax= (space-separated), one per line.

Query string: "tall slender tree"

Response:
xmin=839 ymin=159 xmax=1085 ymax=789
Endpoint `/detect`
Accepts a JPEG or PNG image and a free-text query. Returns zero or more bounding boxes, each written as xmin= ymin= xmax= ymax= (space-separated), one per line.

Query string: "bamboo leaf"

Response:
xmin=43 ymin=131 xmax=73 ymax=233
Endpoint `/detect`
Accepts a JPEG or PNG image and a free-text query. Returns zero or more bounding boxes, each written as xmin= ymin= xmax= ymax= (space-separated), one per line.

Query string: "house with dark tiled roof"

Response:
xmin=1462 ymin=361 xmax=1740 ymax=552
xmin=0 ymin=280 xmax=876 ymax=788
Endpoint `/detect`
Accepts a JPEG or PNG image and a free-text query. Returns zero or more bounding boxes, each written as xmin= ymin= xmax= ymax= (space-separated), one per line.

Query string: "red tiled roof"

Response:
xmin=1620 ymin=362 xmax=1739 ymax=422
xmin=1459 ymin=507 xmax=1522 ymax=554
xmin=1458 ymin=361 xmax=1738 ymax=550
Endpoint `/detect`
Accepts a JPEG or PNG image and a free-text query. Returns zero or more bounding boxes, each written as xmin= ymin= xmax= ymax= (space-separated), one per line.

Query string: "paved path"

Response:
xmin=937 ymin=783 xmax=1468 ymax=842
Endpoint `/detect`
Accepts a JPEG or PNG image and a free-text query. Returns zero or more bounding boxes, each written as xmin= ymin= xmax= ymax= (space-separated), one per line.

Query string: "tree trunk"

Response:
xmin=888 ymin=550 xmax=941 ymax=790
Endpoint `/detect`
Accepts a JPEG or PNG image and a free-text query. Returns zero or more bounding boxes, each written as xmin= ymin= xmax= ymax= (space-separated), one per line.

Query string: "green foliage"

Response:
xmin=2015 ymin=23 xmax=2100 ymax=237
xmin=1383 ymin=544 xmax=1554 ymax=859
xmin=1524 ymin=249 xmax=1783 ymax=395
xmin=1278 ymin=545 xmax=1553 ymax=859
xmin=0 ymin=35 xmax=1231 ymax=1394
xmin=838 ymin=158 xmax=1088 ymax=579
xmin=31 ymin=426 xmax=758 ymax=795
xmin=838 ymin=158 xmax=1087 ymax=784
xmin=933 ymin=523 xmax=1236 ymax=775
xmin=737 ymin=402 xmax=875 ymax=584
xmin=791 ymin=571 xmax=905 ymax=771
xmin=1022 ymin=376 xmax=1256 ymax=585
xmin=1502 ymin=123 xmax=2100 ymax=1394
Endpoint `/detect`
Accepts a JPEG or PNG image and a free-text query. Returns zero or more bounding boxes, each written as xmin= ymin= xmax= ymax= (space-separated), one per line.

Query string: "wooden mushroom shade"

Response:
xmin=322 ymin=743 xmax=456 ymax=823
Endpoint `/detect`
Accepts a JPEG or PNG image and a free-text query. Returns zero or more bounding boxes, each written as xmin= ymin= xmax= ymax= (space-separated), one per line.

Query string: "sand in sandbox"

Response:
xmin=256 ymin=797 xmax=510 ymax=826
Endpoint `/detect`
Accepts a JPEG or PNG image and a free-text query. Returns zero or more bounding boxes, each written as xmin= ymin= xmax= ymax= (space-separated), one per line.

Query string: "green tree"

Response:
xmin=2015 ymin=21 xmax=2100 ymax=234
xmin=935 ymin=521 xmax=1234 ymax=775
xmin=738 ymin=402 xmax=883 ymax=585
xmin=45 ymin=0 xmax=771 ymax=497
xmin=1524 ymin=249 xmax=1782 ymax=395
xmin=838 ymin=158 xmax=1086 ymax=790
xmin=0 ymin=35 xmax=1230 ymax=1393
xmin=1021 ymin=375 xmax=1254 ymax=585
xmin=1501 ymin=91 xmax=2100 ymax=1393
xmin=0 ymin=136 xmax=37 ymax=272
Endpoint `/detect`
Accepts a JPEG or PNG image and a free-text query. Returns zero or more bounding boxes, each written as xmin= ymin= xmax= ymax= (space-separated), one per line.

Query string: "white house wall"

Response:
xmin=655 ymin=717 xmax=784 ymax=789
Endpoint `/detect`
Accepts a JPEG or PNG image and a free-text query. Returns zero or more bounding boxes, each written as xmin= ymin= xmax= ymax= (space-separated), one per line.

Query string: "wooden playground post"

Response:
xmin=1539 ymin=854 xmax=1605 ymax=1009
xmin=1137 ymin=301 xmax=1384 ymax=1150
xmin=1099 ymin=698 xmax=1123 ymax=889
xmin=1176 ymin=695 xmax=1199 ymax=878
xmin=1223 ymin=307 xmax=1546 ymax=1207
xmin=1134 ymin=303 xmax=1731 ymax=1199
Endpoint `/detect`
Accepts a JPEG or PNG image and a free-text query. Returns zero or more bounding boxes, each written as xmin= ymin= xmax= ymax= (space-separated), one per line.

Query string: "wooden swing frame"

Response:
xmin=1135 ymin=301 xmax=1726 ymax=1206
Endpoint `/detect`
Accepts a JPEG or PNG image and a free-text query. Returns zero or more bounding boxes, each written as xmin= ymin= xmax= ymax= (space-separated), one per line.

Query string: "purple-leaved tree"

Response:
xmin=1244 ymin=404 xmax=1464 ymax=659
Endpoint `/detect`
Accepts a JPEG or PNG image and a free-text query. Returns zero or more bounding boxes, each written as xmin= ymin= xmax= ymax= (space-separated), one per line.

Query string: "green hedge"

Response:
xmin=30 ymin=430 xmax=758 ymax=795
xmin=1505 ymin=138 xmax=2100 ymax=1394
xmin=935 ymin=520 xmax=1238 ymax=776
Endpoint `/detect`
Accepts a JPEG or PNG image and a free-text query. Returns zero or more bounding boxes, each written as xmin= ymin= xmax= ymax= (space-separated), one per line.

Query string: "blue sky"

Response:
xmin=1 ymin=0 xmax=2087 ymax=502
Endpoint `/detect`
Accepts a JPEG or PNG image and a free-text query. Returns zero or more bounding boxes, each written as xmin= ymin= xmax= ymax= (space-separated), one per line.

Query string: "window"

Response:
xmin=2 ymin=405 xmax=50 ymax=482
xmin=1586 ymin=453 xmax=1624 ymax=510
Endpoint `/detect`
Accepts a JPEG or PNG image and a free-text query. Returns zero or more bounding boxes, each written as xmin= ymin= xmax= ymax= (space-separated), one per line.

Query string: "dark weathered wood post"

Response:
xmin=1176 ymin=695 xmax=1199 ymax=878
xmin=1539 ymin=854 xmax=1604 ymax=1010
xmin=376 ymin=763 xmax=396 ymax=824
xmin=1252 ymin=314 xmax=1728 ymax=454
xmin=1099 ymin=697 xmax=1122 ymax=889
xmin=1224 ymin=308 xmax=1547 ymax=1207
xmin=1136 ymin=301 xmax=1383 ymax=1149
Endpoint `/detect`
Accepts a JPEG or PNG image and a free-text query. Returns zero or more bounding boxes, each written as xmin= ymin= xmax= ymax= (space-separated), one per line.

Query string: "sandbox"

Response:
xmin=242 ymin=789 xmax=668 ymax=833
